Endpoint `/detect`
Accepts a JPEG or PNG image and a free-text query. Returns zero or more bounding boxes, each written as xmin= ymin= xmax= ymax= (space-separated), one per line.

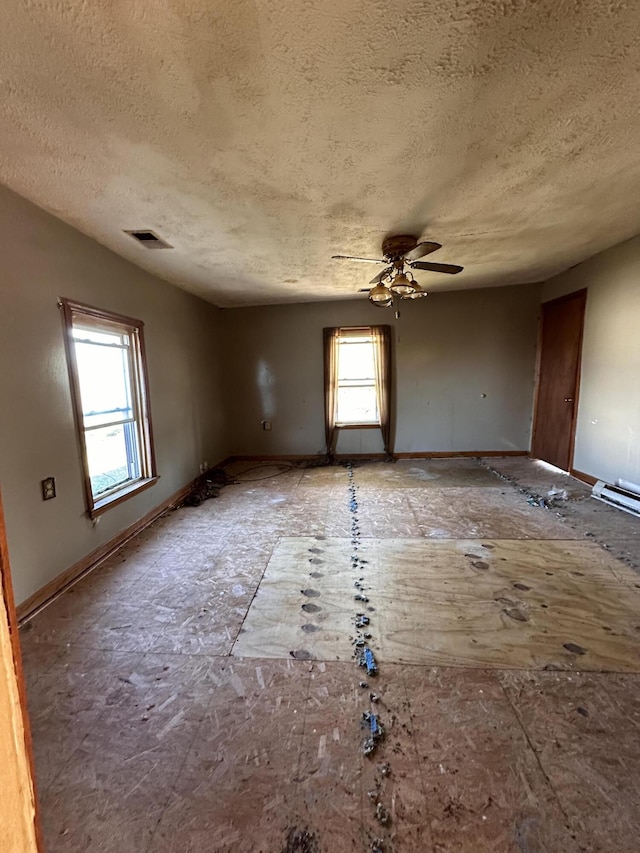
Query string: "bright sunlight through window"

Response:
xmin=335 ymin=334 xmax=380 ymax=425
xmin=61 ymin=300 xmax=156 ymax=517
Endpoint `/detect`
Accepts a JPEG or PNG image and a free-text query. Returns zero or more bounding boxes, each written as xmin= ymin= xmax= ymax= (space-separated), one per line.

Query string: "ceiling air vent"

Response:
xmin=124 ymin=229 xmax=172 ymax=249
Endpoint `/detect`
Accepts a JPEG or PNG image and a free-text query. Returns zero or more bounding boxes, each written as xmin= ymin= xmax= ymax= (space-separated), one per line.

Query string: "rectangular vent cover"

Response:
xmin=124 ymin=230 xmax=172 ymax=249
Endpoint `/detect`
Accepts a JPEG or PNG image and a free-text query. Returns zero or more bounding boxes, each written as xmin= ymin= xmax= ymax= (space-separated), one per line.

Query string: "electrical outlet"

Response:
xmin=41 ymin=477 xmax=56 ymax=500
xmin=262 ymin=420 xmax=272 ymax=431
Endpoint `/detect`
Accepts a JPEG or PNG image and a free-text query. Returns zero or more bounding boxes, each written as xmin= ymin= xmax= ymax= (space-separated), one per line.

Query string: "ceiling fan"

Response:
xmin=332 ymin=234 xmax=463 ymax=307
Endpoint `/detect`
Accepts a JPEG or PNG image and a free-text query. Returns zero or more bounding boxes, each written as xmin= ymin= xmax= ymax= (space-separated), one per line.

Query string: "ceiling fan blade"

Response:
xmin=409 ymin=261 xmax=463 ymax=275
xmin=369 ymin=266 xmax=393 ymax=285
xmin=331 ymin=255 xmax=387 ymax=264
xmin=403 ymin=241 xmax=441 ymax=261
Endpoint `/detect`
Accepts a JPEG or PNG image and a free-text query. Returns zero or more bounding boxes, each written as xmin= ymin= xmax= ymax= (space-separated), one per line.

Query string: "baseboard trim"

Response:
xmin=17 ymin=477 xmax=198 ymax=624
xmin=227 ymin=454 xmax=324 ymax=462
xmin=394 ymin=450 xmax=529 ymax=459
xmin=227 ymin=450 xmax=529 ymax=463
xmin=214 ymin=456 xmax=234 ymax=469
xmin=571 ymin=468 xmax=598 ymax=486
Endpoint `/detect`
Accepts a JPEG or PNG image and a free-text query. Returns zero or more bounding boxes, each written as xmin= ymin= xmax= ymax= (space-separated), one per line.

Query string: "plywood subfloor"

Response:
xmin=233 ymin=537 xmax=640 ymax=671
xmin=18 ymin=458 xmax=640 ymax=852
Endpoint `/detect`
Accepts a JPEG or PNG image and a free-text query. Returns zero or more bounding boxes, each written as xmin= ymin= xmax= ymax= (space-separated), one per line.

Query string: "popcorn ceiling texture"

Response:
xmin=1 ymin=0 xmax=640 ymax=306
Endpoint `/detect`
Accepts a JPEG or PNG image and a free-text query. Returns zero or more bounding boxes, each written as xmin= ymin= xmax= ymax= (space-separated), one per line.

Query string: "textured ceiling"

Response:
xmin=2 ymin=1 xmax=640 ymax=306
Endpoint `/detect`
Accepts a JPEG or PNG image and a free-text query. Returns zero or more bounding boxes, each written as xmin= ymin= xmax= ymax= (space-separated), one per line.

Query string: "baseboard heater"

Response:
xmin=592 ymin=480 xmax=640 ymax=517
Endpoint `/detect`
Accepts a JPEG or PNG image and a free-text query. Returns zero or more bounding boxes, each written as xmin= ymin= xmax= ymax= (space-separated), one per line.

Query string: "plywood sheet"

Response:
xmin=21 ymin=457 xmax=640 ymax=853
xmin=499 ymin=670 xmax=640 ymax=853
xmin=353 ymin=460 xmax=501 ymax=489
xmin=408 ymin=486 xmax=584 ymax=539
xmin=233 ymin=537 xmax=640 ymax=671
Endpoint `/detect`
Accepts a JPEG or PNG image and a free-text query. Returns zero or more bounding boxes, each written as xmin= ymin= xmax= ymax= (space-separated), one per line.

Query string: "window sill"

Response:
xmin=335 ymin=423 xmax=381 ymax=430
xmin=89 ymin=476 xmax=159 ymax=519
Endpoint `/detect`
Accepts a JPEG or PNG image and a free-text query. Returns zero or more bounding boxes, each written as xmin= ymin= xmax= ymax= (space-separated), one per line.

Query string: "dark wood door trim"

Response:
xmin=565 ymin=289 xmax=587 ymax=472
xmin=531 ymin=289 xmax=587 ymax=471
xmin=0 ymin=490 xmax=42 ymax=850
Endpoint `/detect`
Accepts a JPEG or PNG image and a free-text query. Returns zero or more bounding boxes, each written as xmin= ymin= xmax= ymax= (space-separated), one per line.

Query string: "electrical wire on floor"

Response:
xmin=231 ymin=456 xmax=337 ymax=482
xmin=232 ymin=462 xmax=295 ymax=482
xmin=229 ymin=456 xmax=396 ymax=483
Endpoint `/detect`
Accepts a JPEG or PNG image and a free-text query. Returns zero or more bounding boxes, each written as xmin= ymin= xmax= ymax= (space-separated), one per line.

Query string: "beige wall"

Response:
xmin=222 ymin=285 xmax=540 ymax=457
xmin=0 ymin=185 xmax=229 ymax=605
xmin=543 ymin=236 xmax=640 ymax=485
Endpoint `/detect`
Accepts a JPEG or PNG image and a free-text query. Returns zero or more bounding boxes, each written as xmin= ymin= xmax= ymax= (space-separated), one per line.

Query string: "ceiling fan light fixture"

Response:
xmin=389 ymin=272 xmax=416 ymax=295
xmin=369 ymin=284 xmax=393 ymax=307
xmin=332 ymin=234 xmax=463 ymax=310
xmin=403 ymin=284 xmax=428 ymax=299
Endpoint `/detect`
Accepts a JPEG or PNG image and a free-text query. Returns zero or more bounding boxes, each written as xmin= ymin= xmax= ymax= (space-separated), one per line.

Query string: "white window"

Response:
xmin=61 ymin=299 xmax=157 ymax=517
xmin=335 ymin=333 xmax=380 ymax=426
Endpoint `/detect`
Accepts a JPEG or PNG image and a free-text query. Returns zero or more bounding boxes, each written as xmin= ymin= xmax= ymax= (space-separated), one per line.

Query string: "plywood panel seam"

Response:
xmin=228 ymin=536 xmax=283 ymax=658
xmin=497 ymin=676 xmax=573 ymax=828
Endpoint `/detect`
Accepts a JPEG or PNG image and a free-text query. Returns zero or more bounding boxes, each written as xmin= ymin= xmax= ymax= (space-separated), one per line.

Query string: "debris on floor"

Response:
xmin=182 ymin=467 xmax=238 ymax=507
xmin=480 ymin=457 xmax=640 ymax=574
xmin=345 ymin=461 xmax=397 ymax=849
xmin=362 ymin=710 xmax=385 ymax=756
xmin=358 ymin=646 xmax=378 ymax=676
xmin=375 ymin=802 xmax=391 ymax=825
xmin=281 ymin=827 xmax=319 ymax=853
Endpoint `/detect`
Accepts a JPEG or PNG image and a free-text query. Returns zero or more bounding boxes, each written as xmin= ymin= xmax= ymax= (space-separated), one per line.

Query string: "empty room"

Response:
xmin=1 ymin=1 xmax=640 ymax=852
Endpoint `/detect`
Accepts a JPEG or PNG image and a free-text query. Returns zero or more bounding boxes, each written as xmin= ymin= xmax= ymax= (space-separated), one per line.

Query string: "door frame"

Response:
xmin=530 ymin=288 xmax=587 ymax=473
xmin=0 ymin=489 xmax=42 ymax=850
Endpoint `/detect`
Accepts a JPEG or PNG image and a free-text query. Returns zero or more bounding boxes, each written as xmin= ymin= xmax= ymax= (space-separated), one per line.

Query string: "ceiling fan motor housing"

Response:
xmin=381 ymin=234 xmax=418 ymax=259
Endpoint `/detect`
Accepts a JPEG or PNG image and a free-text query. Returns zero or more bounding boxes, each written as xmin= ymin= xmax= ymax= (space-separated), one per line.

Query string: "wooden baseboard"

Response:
xmin=394 ymin=450 xmax=529 ymax=459
xmin=227 ymin=450 xmax=529 ymax=463
xmin=17 ymin=477 xmax=198 ymax=624
xmin=571 ymin=468 xmax=598 ymax=486
xmin=335 ymin=454 xmax=385 ymax=460
xmin=227 ymin=454 xmax=324 ymax=462
xmin=213 ymin=456 xmax=234 ymax=469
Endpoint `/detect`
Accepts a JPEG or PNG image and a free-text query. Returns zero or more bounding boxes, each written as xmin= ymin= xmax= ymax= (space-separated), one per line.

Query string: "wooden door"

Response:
xmin=531 ymin=290 xmax=586 ymax=471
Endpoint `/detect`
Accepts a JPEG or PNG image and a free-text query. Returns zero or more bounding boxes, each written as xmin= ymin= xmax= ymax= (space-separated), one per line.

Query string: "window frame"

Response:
xmin=60 ymin=298 xmax=158 ymax=519
xmin=334 ymin=329 xmax=381 ymax=428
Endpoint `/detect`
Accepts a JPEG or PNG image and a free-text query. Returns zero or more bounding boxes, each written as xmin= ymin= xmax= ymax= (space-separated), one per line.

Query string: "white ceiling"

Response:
xmin=2 ymin=1 xmax=640 ymax=307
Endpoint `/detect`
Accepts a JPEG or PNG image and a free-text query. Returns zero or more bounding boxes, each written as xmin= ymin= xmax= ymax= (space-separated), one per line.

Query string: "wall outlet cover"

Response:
xmin=41 ymin=477 xmax=56 ymax=500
